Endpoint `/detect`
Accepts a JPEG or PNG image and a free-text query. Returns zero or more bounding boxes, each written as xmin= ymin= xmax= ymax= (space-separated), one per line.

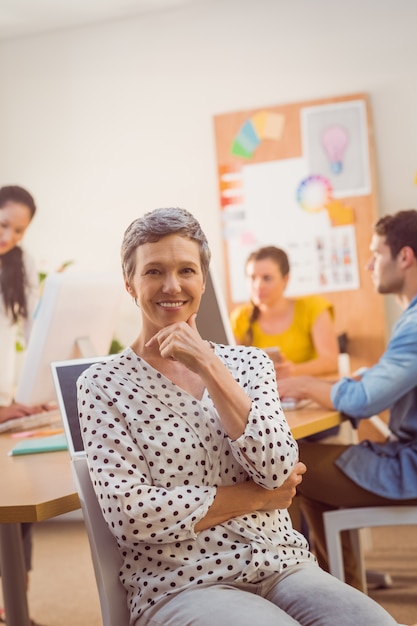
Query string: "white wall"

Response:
xmin=1 ymin=0 xmax=416 ymax=344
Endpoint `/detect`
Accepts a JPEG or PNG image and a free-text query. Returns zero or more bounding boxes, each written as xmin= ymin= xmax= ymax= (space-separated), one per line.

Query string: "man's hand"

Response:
xmin=278 ymin=376 xmax=335 ymax=409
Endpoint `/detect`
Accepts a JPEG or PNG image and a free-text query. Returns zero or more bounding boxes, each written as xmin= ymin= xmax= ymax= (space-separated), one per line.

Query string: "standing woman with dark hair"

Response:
xmin=0 ymin=185 xmax=46 ymax=613
xmin=0 ymin=185 xmax=47 ymax=422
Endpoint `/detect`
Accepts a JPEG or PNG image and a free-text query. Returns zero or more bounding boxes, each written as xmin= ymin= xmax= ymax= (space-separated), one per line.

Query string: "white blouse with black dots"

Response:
xmin=77 ymin=344 xmax=315 ymax=623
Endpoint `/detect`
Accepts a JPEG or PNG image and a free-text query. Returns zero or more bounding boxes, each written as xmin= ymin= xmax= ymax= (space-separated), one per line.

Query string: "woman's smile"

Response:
xmin=158 ymin=300 xmax=188 ymax=309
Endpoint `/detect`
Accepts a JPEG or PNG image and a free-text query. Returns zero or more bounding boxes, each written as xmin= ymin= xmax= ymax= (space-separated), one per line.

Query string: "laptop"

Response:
xmin=51 ymin=356 xmax=113 ymax=458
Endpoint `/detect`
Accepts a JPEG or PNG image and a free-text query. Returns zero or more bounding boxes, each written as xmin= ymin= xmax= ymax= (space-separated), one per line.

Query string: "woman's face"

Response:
xmin=0 ymin=201 xmax=33 ymax=256
xmin=126 ymin=233 xmax=206 ymax=334
xmin=246 ymin=257 xmax=289 ymax=307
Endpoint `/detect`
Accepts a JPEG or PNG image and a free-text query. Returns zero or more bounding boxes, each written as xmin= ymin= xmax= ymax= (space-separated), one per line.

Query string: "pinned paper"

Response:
xmin=231 ymin=111 xmax=285 ymax=158
xmin=325 ymin=199 xmax=355 ymax=226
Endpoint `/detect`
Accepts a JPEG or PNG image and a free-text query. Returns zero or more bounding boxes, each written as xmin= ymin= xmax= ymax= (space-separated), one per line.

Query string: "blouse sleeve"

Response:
xmin=225 ymin=347 xmax=299 ymax=488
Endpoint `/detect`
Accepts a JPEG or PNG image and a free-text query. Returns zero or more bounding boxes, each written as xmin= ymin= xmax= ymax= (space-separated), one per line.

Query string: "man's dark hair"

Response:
xmin=374 ymin=209 xmax=417 ymax=259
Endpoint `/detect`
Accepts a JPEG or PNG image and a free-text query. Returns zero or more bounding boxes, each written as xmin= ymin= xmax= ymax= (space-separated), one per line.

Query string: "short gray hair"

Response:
xmin=121 ymin=207 xmax=211 ymax=285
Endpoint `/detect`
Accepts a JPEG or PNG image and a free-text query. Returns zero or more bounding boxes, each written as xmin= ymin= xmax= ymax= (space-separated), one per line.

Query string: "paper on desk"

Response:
xmin=8 ymin=433 xmax=68 ymax=456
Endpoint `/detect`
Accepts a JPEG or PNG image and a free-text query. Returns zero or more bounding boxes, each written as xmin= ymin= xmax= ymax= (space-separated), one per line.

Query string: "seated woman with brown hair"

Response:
xmin=230 ymin=246 xmax=339 ymax=379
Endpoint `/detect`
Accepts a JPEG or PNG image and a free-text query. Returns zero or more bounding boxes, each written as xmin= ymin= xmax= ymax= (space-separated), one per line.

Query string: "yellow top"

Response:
xmin=230 ymin=295 xmax=333 ymax=363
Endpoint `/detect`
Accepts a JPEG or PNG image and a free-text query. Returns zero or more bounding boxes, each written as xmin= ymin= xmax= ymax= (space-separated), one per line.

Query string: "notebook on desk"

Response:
xmin=8 ymin=433 xmax=68 ymax=456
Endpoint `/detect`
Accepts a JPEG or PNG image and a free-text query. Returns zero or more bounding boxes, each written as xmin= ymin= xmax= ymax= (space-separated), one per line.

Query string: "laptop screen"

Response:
xmin=51 ymin=357 xmax=109 ymax=457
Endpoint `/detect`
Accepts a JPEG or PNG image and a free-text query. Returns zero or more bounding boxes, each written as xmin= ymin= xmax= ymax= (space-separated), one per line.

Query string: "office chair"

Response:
xmin=71 ymin=457 xmax=130 ymax=626
xmin=52 ymin=358 xmax=130 ymax=626
xmin=323 ymin=411 xmax=417 ymax=600
xmin=323 ymin=504 xmax=417 ymax=593
xmin=324 ymin=504 xmax=416 ymax=626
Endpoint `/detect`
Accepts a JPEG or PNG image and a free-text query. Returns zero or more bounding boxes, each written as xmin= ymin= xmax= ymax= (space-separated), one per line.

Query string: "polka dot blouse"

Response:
xmin=77 ymin=344 xmax=315 ymax=623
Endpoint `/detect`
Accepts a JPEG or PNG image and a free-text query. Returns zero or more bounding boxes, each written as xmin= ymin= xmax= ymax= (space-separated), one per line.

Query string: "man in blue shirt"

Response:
xmin=279 ymin=209 xmax=417 ymax=588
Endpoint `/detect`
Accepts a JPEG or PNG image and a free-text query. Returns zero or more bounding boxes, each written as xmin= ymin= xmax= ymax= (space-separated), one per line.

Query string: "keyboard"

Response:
xmin=0 ymin=409 xmax=62 ymax=434
xmin=280 ymin=398 xmax=311 ymax=411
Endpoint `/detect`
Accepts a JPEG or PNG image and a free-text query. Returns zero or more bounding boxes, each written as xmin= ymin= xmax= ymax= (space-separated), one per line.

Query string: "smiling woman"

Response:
xmin=74 ymin=206 xmax=399 ymax=626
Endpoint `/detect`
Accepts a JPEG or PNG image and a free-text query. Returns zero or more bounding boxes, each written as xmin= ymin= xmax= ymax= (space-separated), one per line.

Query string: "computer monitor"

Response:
xmin=197 ymin=268 xmax=235 ymax=345
xmin=15 ymin=271 xmax=125 ymax=406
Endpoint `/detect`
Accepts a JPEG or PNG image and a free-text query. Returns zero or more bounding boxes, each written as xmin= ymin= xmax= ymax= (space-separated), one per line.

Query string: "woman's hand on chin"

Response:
xmin=145 ymin=313 xmax=212 ymax=372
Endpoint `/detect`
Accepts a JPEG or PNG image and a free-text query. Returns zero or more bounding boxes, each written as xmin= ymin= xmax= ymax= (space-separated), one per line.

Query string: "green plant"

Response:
xmin=109 ymin=337 xmax=124 ymax=354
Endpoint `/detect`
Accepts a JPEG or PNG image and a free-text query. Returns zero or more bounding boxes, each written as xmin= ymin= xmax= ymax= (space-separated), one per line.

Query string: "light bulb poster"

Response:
xmin=300 ymin=99 xmax=371 ymax=198
xmin=215 ymin=97 xmax=372 ymax=304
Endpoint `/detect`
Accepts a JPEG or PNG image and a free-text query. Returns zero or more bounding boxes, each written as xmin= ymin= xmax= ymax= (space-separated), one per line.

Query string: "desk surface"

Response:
xmin=0 ymin=434 xmax=79 ymax=523
xmin=0 ymin=404 xmax=341 ymax=524
xmin=284 ymin=403 xmax=343 ymax=440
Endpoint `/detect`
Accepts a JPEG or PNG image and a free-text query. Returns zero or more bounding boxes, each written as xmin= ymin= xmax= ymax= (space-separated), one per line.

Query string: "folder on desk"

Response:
xmin=8 ymin=433 xmax=68 ymax=456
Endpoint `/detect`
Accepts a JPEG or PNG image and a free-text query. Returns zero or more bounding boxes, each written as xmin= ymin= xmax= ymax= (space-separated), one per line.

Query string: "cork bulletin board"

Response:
xmin=213 ymin=93 xmax=386 ymax=365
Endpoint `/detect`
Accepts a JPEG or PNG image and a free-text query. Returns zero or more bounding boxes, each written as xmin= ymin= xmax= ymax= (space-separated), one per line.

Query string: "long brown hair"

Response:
xmin=243 ymin=246 xmax=289 ymax=345
xmin=0 ymin=185 xmax=37 ymax=323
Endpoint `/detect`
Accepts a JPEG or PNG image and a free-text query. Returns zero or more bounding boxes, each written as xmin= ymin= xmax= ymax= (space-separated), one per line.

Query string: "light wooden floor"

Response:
xmin=1 ymin=518 xmax=416 ymax=626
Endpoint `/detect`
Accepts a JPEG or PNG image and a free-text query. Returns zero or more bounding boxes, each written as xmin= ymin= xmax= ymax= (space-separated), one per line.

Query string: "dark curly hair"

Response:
xmin=0 ymin=185 xmax=37 ymax=323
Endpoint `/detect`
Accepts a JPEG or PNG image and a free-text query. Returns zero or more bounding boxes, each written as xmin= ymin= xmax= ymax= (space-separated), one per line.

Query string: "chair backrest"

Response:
xmin=71 ymin=457 xmax=130 ymax=626
xmin=52 ymin=358 xmax=130 ymax=626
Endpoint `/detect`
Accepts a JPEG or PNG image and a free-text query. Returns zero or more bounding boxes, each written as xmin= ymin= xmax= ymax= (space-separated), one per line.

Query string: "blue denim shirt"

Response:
xmin=330 ymin=294 xmax=417 ymax=499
